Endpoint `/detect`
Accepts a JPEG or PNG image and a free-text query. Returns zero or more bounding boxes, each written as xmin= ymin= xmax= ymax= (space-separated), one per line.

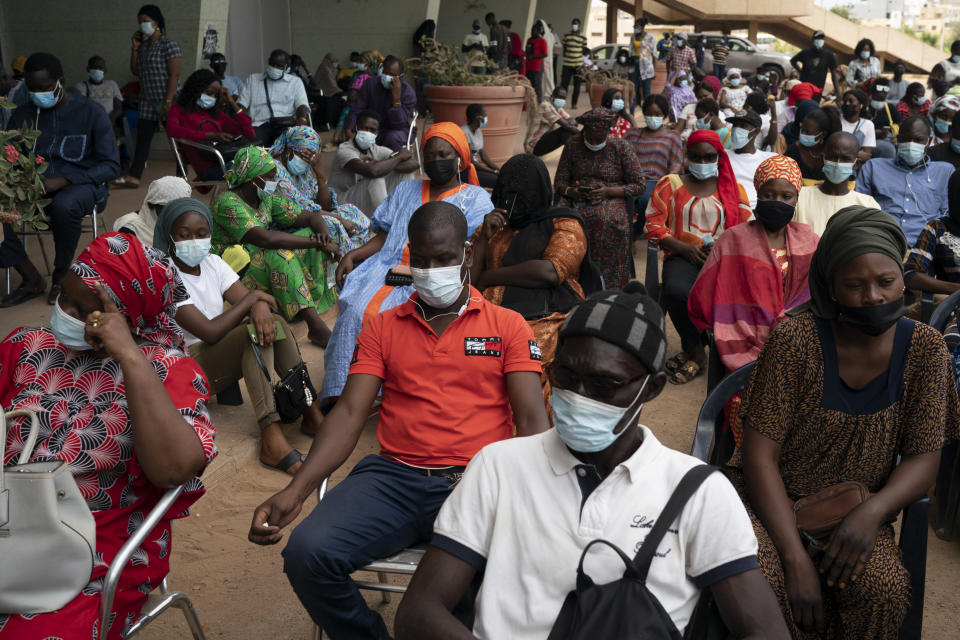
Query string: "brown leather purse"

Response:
xmin=794 ymin=481 xmax=871 ymax=544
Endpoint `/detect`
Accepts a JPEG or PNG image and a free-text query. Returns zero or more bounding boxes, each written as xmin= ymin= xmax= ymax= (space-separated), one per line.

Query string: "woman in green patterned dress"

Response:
xmin=211 ymin=146 xmax=338 ymax=346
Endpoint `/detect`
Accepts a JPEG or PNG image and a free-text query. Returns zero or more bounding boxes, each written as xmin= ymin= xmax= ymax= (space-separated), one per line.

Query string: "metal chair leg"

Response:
xmin=377 ymin=571 xmax=391 ymax=604
xmin=313 ymin=624 xmax=323 ymax=640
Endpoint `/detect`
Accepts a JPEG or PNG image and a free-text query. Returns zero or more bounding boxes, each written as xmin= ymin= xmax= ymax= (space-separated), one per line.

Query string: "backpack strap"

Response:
xmin=634 ymin=464 xmax=717 ymax=580
xmin=263 ymin=77 xmax=275 ymax=119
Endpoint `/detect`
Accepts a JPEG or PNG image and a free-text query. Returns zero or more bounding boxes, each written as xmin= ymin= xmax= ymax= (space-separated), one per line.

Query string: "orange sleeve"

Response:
xmin=735 ymin=183 xmax=753 ymax=224
xmin=644 ymin=175 xmax=677 ymax=241
xmin=348 ymin=313 xmax=386 ymax=379
xmin=502 ymin=311 xmax=543 ymax=374
xmin=542 ymin=218 xmax=587 ymax=284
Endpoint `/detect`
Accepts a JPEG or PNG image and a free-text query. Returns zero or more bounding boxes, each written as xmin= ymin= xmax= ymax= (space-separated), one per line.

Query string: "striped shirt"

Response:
xmin=623 ymin=129 xmax=685 ymax=183
xmin=712 ymin=43 xmax=729 ymax=64
xmin=561 ymin=33 xmax=588 ymax=67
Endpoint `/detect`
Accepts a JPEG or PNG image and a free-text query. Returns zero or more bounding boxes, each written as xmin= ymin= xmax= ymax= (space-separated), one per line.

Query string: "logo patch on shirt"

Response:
xmin=351 ymin=343 xmax=359 ymax=364
xmin=528 ymin=340 xmax=542 ymax=361
xmin=464 ymin=336 xmax=502 ymax=356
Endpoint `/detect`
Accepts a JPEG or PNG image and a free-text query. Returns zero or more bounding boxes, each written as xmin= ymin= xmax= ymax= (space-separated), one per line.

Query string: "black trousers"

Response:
xmin=526 ymin=69 xmax=543 ymax=102
xmin=561 ymin=65 xmax=583 ymax=106
xmin=128 ymin=118 xmax=160 ymax=179
xmin=476 ymin=168 xmax=499 ymax=189
xmin=662 ymin=255 xmax=702 ymax=352
xmin=533 ymin=128 xmax=575 ymax=156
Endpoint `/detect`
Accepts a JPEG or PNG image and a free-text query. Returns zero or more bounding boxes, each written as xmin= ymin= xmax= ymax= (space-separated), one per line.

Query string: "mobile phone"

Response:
xmin=246 ymin=320 xmax=286 ymax=345
xmin=496 ymin=192 xmax=519 ymax=218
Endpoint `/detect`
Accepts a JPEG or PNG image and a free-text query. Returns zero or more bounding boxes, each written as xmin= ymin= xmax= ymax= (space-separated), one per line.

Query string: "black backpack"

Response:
xmin=547 ymin=464 xmax=731 ymax=640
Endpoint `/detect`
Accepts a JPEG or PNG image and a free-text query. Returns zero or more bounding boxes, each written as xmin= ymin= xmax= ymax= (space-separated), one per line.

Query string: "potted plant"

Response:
xmin=584 ymin=69 xmax=634 ymax=110
xmin=407 ymin=38 xmax=535 ymax=166
xmin=0 ymin=106 xmax=51 ymax=236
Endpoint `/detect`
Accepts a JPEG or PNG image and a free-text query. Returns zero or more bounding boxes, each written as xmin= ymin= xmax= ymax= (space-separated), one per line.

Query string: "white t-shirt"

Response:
xmin=728 ymin=149 xmax=776 ymax=209
xmin=460 ymin=124 xmax=484 ymax=162
xmin=73 ymin=79 xmax=122 ymax=115
xmin=329 ymin=138 xmax=395 ymax=194
xmin=841 ymin=117 xmax=876 ymax=148
xmin=432 ymin=427 xmax=759 ymax=639
xmin=796 ymin=187 xmax=880 ymax=236
xmin=178 ymin=254 xmax=240 ymax=347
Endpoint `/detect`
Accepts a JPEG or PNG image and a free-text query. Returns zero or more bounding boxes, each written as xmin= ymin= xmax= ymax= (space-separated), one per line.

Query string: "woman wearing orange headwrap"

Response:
xmin=320 ymin=122 xmax=494 ymax=402
xmin=646 ymin=127 xmax=752 ymax=384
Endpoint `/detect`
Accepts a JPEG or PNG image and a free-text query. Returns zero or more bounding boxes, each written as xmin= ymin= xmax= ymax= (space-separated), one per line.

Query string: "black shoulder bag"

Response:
xmin=249 ymin=338 xmax=318 ymax=423
xmin=263 ymin=77 xmax=298 ymax=129
xmin=547 ymin=464 xmax=732 ymax=640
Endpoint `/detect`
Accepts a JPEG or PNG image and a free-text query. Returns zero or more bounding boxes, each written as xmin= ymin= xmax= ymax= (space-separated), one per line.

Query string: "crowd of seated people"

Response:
xmin=5 ymin=16 xmax=960 ymax=640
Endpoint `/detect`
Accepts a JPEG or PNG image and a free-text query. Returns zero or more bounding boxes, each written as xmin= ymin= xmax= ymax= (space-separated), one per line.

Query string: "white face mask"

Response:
xmin=583 ymin=138 xmax=607 ymax=152
xmin=50 ymin=301 xmax=93 ymax=351
xmin=256 ymin=177 xmax=278 ymax=199
xmin=410 ymin=247 xmax=467 ymax=308
xmin=355 ymin=130 xmax=377 ymax=150
xmin=550 ymin=377 xmax=649 ymax=453
xmin=173 ymin=238 xmax=211 ymax=267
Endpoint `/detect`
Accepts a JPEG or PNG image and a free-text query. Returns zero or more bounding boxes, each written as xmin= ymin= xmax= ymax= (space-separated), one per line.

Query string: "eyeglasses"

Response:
xmin=545 ymin=362 xmax=646 ymax=403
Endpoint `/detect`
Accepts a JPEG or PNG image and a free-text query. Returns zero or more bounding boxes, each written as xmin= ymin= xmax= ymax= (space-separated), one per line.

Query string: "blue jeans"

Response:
xmin=713 ymin=63 xmax=726 ymax=79
xmin=631 ymin=71 xmax=653 ymax=110
xmin=282 ymin=455 xmax=456 ymax=640
xmin=633 ymin=179 xmax=657 ymax=237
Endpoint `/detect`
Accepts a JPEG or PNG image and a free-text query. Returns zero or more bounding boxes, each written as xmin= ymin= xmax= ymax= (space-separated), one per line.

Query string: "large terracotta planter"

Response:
xmin=587 ymin=82 xmax=625 ymax=109
xmin=424 ymin=84 xmax=525 ymax=166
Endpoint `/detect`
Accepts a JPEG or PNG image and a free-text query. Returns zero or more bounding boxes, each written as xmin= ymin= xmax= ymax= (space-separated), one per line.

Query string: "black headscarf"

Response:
xmin=138 ymin=4 xmax=165 ymax=33
xmin=790 ymin=205 xmax=907 ymax=320
xmin=944 ymin=170 xmax=960 ymax=237
xmin=413 ymin=20 xmax=436 ymax=47
xmin=491 ymin=154 xmax=603 ymax=319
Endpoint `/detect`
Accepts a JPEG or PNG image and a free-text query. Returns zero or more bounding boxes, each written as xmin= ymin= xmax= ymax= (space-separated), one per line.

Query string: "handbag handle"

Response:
xmin=1 ymin=409 xmax=42 ymax=493
xmin=574 ymin=538 xmax=642 ymax=590
xmin=263 ymin=77 xmax=276 ymax=120
xmin=248 ymin=339 xmax=272 ymax=383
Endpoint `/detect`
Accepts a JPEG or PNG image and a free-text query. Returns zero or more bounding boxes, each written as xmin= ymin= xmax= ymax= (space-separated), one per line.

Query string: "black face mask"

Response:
xmin=753 ymin=200 xmax=795 ymax=232
xmin=836 ymin=297 xmax=905 ymax=336
xmin=841 ymin=103 xmax=859 ymax=119
xmin=211 ymin=62 xmax=227 ymax=76
xmin=424 ymin=158 xmax=459 ymax=185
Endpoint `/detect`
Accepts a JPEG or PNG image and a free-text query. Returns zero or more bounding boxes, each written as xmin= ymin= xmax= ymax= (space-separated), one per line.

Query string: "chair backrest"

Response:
xmin=691 ymin=361 xmax=755 ymax=464
xmin=644 ymin=239 xmax=661 ymax=304
xmin=167 ymin=135 xmax=191 ymax=179
xmin=929 ymin=289 xmax=960 ymax=333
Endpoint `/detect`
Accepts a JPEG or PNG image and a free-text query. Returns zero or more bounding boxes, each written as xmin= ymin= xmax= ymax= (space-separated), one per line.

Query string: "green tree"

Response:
xmin=830 ymin=6 xmax=859 ymax=23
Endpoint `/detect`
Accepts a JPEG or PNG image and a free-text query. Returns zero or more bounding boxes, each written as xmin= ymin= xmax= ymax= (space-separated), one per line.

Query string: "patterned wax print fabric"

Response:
xmin=211 ymin=191 xmax=335 ymax=319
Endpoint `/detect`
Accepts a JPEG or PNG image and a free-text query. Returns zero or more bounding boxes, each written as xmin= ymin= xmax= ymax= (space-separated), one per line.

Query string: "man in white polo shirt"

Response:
xmin=395 ymin=283 xmax=790 ymax=640
xmin=238 ymin=48 xmax=311 ymax=146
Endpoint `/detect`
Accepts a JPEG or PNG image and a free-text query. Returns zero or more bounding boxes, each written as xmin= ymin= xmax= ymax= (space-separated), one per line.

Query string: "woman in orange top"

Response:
xmin=645 ymin=128 xmax=752 ymax=384
xmin=320 ymin=122 xmax=494 ymax=403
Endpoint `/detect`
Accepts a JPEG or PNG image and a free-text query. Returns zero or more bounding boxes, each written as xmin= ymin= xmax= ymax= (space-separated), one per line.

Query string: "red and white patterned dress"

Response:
xmin=0 ymin=327 xmax=217 ymax=639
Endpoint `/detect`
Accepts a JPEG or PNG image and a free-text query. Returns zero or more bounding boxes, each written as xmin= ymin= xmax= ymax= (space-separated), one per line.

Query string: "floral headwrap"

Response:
xmin=224 ymin=145 xmax=276 ymax=188
xmin=70 ymin=232 xmax=189 ymax=350
xmin=576 ymin=107 xmax=618 ymax=133
xmin=268 ymin=125 xmax=321 ymax=157
xmin=753 ymin=155 xmax=803 ymax=194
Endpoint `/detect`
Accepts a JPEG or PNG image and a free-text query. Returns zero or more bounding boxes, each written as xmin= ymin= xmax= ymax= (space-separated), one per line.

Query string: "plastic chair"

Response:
xmin=692 ymin=363 xmax=928 ymax=640
xmin=311 ymin=478 xmax=426 ymax=640
xmin=928 ymin=288 xmax=960 ymax=542
xmin=99 ymin=484 xmax=206 ymax=639
xmin=168 ymin=136 xmax=228 ymax=204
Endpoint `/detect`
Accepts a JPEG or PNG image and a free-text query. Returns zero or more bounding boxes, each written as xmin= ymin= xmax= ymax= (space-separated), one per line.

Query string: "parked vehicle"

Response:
xmin=590 ymin=43 xmax=630 ymax=72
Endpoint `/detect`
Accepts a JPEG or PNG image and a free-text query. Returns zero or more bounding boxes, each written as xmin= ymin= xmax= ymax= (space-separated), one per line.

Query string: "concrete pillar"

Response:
xmin=748 ymin=20 xmax=758 ymax=44
xmin=634 ymin=0 xmax=644 ymax=19
xmin=606 ymin=3 xmax=617 ymax=44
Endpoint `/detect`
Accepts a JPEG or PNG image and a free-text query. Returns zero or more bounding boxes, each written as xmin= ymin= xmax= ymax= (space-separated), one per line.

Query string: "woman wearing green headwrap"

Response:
xmin=211 ymin=145 xmax=338 ymax=346
xmin=729 ymin=206 xmax=959 ymax=638
xmin=156 ymin=197 xmax=323 ymax=473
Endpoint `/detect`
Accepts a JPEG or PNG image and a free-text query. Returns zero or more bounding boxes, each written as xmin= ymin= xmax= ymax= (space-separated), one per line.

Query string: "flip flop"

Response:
xmin=668 ymin=360 xmax=703 ymax=385
xmin=111 ymin=177 xmax=139 ymax=189
xmin=259 ymin=449 xmax=306 ymax=475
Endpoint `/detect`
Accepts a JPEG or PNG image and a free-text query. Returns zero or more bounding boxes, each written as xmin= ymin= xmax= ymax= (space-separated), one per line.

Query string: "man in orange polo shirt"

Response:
xmin=248 ymin=200 xmax=549 ymax=639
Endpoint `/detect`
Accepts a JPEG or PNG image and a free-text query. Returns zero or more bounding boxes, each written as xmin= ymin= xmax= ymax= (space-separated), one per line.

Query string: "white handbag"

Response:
xmin=0 ymin=409 xmax=96 ymax=614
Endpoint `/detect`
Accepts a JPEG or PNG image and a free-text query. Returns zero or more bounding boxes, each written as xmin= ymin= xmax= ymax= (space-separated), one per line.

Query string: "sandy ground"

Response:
xmin=3 ymin=80 xmax=959 ymax=639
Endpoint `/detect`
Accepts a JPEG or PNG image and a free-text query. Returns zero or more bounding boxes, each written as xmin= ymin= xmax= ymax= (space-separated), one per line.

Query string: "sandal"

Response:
xmin=665 ymin=352 xmax=690 ymax=374
xmin=259 ymin=449 xmax=306 ymax=475
xmin=110 ymin=176 xmax=139 ymax=189
xmin=668 ymin=360 xmax=703 ymax=385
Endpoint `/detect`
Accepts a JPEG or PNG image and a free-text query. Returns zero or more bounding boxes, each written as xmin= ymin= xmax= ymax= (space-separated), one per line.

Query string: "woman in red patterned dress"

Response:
xmin=0 ymin=232 xmax=217 ymax=639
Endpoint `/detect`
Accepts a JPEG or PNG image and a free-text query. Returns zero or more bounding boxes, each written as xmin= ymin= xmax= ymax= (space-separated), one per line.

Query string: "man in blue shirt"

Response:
xmin=0 ymin=52 xmax=120 ymax=307
xmin=855 ymin=116 xmax=953 ymax=246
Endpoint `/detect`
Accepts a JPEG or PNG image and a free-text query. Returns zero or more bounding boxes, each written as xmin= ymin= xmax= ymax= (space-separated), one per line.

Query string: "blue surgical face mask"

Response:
xmin=813 ymin=38 xmax=825 ymax=49
xmin=266 ymin=65 xmax=284 ymax=80
xmin=730 ymin=78 xmax=741 ymax=87
xmin=30 ymin=80 xmax=60 ymax=109
xmin=583 ymin=138 xmax=607 ymax=152
xmin=916 ymin=95 xmax=929 ymax=105
xmin=480 ymin=115 xmax=488 ymax=127
xmin=354 ymin=130 xmax=377 ymax=150
xmin=287 ymin=153 xmax=310 ymax=176
xmin=935 ymin=119 xmax=951 ymax=134
xmin=50 ymin=301 xmax=93 ymax=351
xmin=695 ymin=117 xmax=711 ymax=130
xmin=731 ymin=126 xmax=753 ymax=150
xmin=860 ymin=50 xmax=870 ymax=60
xmin=473 ymin=27 xmax=481 ymax=34
xmin=952 ymin=55 xmax=960 ymax=64
xmin=680 ymin=79 xmax=689 ymax=88
xmin=798 ymin=132 xmax=821 ymax=147
xmin=822 ymin=160 xmax=855 ymax=184
xmin=898 ymin=141 xmax=926 ymax=165
xmin=553 ymin=98 xmax=566 ymax=109
xmin=689 ymin=161 xmax=718 ymax=180
xmin=645 ymin=115 xmax=663 ymax=130
xmin=951 ymin=139 xmax=960 ymax=154
xmin=354 ymin=61 xmax=367 ymax=70
xmin=611 ymin=98 xmax=625 ymax=111
xmin=380 ymin=73 xmax=394 ymax=89
xmin=197 ymin=93 xmax=217 ymax=110
xmin=550 ymin=377 xmax=649 ymax=453
xmin=173 ymin=238 xmax=210 ymax=268
xmin=257 ymin=177 xmax=278 ymax=199
xmin=870 ymin=99 xmax=887 ymax=111
xmin=88 ymin=69 xmax=105 ymax=83
xmin=140 ymin=20 xmax=156 ymax=36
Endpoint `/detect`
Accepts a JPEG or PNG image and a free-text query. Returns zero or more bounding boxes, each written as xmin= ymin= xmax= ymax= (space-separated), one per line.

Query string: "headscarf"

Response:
xmin=943 ymin=170 xmax=960 ymax=237
xmin=794 ymin=206 xmax=907 ymax=319
xmin=360 ymin=50 xmax=384 ymax=70
xmin=788 ymin=82 xmax=822 ymax=106
xmin=225 ymin=145 xmax=276 ymax=187
xmin=413 ymin=20 xmax=436 ymax=47
xmin=153 ymin=197 xmax=213 ymax=254
xmin=492 ymin=153 xmax=552 ymax=229
xmin=687 ymin=129 xmax=741 ymax=230
xmin=313 ymin=53 xmax=340 ymax=96
xmin=931 ymin=94 xmax=960 ymax=118
xmin=71 ymin=232 xmax=188 ymax=350
xmin=577 ymin=107 xmax=618 ymax=134
xmin=702 ymin=75 xmax=722 ymax=97
xmin=753 ymin=155 xmax=803 ymax=194
xmin=111 ymin=176 xmax=192 ymax=245
xmin=423 ymin=122 xmax=479 ymax=185
xmin=724 ymin=67 xmax=742 ymax=82
xmin=137 ymin=4 xmax=165 ymax=32
xmin=669 ymin=71 xmax=697 ymax=119
xmin=782 ymin=99 xmax=820 ymax=146
xmin=269 ymin=125 xmax=321 ymax=157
